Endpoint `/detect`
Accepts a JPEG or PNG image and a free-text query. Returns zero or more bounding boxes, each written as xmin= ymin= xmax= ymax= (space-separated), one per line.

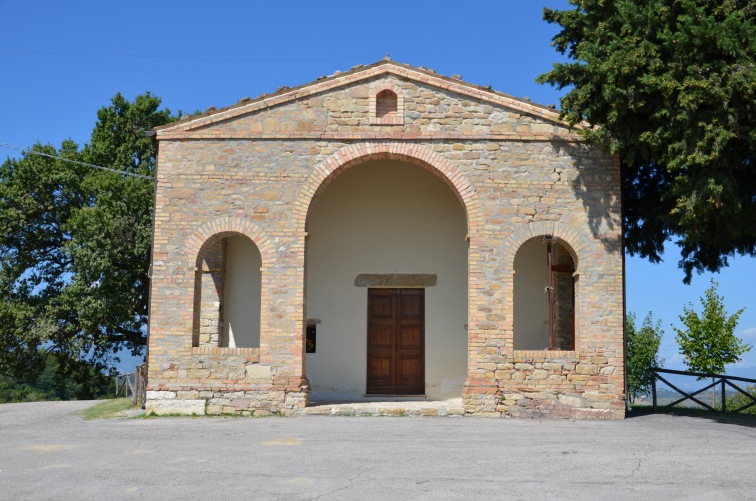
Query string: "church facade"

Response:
xmin=145 ymin=59 xmax=625 ymax=418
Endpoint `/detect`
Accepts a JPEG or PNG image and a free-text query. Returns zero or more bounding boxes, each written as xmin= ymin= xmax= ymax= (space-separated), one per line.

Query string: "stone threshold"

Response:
xmin=302 ymin=397 xmax=465 ymax=417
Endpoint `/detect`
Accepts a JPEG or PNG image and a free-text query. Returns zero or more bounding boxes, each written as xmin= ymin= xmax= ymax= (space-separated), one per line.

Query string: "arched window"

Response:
xmin=192 ymin=234 xmax=262 ymax=348
xmin=514 ymin=236 xmax=575 ymax=351
xmin=376 ymin=89 xmax=398 ymax=120
xmin=369 ymin=84 xmax=404 ymax=125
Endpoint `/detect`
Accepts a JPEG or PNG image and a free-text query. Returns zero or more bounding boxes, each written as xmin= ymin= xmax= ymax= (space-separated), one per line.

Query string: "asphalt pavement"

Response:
xmin=1 ymin=400 xmax=755 ymax=500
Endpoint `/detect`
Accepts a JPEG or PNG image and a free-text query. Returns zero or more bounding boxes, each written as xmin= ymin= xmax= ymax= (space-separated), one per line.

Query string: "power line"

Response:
xmin=0 ymin=142 xmax=153 ymax=180
xmin=0 ymin=49 xmax=365 ymax=63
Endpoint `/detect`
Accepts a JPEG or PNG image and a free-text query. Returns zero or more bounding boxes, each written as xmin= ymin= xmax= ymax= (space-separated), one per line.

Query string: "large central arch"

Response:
xmin=297 ymin=143 xmax=482 ymax=402
xmin=293 ymin=143 xmax=482 ymax=235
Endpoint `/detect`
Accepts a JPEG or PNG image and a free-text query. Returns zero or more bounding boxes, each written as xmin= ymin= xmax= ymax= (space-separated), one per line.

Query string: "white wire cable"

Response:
xmin=0 ymin=49 xmax=363 ymax=63
xmin=0 ymin=142 xmax=153 ymax=180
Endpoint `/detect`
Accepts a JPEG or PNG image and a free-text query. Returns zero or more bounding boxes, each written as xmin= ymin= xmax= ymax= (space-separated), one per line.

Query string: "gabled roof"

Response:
xmin=155 ymin=58 xmax=576 ymax=136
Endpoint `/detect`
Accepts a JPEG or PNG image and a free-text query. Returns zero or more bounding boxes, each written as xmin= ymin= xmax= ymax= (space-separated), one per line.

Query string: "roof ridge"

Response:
xmin=154 ymin=59 xmax=569 ymax=134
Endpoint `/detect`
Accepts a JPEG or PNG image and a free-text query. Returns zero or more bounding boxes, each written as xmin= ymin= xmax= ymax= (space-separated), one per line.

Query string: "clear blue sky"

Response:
xmin=1 ymin=1 xmax=753 ymax=378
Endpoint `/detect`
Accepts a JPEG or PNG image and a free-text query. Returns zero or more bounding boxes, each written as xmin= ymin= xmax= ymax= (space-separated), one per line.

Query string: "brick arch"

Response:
xmin=372 ymin=81 xmax=403 ymax=95
xmin=293 ymin=142 xmax=482 ymax=234
xmin=185 ymin=217 xmax=274 ymax=265
xmin=370 ymin=82 xmax=404 ymax=125
xmin=504 ymin=221 xmax=588 ymax=355
xmin=503 ymin=221 xmax=590 ymax=272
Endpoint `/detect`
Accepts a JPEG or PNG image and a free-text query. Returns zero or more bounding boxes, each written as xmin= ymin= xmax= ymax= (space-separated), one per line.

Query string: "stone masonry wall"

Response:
xmin=146 ymin=62 xmax=624 ymax=418
xmin=196 ymin=239 xmax=224 ymax=347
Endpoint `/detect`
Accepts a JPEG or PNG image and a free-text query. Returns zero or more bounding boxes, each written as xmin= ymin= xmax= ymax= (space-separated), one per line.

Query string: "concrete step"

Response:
xmin=303 ymin=397 xmax=465 ymax=417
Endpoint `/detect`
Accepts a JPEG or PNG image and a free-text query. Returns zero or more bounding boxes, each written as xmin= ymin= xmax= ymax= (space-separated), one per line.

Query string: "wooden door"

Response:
xmin=367 ymin=288 xmax=425 ymax=395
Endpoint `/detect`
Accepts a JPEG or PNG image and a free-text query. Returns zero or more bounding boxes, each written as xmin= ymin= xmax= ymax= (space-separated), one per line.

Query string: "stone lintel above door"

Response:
xmin=354 ymin=274 xmax=437 ymax=288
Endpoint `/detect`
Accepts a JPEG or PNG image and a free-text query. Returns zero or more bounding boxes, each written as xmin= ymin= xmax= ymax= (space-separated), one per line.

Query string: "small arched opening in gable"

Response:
xmin=369 ymin=85 xmax=404 ymax=125
xmin=376 ymin=89 xmax=398 ymax=120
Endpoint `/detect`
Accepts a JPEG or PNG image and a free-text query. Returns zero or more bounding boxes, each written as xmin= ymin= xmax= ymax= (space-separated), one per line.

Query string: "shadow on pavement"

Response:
xmin=627 ymin=406 xmax=756 ymax=428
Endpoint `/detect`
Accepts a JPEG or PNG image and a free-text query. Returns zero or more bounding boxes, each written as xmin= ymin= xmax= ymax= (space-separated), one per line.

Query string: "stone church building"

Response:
xmin=145 ymin=59 xmax=625 ymax=418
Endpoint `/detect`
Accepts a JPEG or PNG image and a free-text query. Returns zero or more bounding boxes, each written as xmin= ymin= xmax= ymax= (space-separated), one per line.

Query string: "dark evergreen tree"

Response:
xmin=538 ymin=1 xmax=756 ymax=282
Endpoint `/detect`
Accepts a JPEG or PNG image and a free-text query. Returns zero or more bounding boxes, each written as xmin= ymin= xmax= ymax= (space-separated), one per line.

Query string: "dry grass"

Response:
xmin=80 ymin=398 xmax=134 ymax=420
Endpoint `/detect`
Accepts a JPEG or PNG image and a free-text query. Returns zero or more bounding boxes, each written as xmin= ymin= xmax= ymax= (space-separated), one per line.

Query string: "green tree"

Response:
xmin=727 ymin=384 xmax=756 ymax=414
xmin=538 ymin=1 xmax=756 ymax=282
xmin=0 ymin=352 xmax=114 ymax=403
xmin=0 ymin=93 xmax=176 ymax=380
xmin=626 ymin=311 xmax=664 ymax=404
xmin=673 ymin=279 xmax=750 ymax=405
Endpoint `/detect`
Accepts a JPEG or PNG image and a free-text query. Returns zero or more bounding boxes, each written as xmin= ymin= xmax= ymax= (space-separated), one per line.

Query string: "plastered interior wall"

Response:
xmin=513 ymin=238 xmax=550 ymax=350
xmin=305 ymin=160 xmax=468 ymax=400
xmin=221 ymin=235 xmax=262 ymax=348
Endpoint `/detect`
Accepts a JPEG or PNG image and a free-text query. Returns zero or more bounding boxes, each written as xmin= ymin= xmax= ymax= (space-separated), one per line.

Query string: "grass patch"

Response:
xmin=80 ymin=398 xmax=135 ymax=420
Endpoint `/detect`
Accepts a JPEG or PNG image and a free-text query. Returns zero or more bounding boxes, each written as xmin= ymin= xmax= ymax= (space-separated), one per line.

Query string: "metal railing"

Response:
xmin=652 ymin=368 xmax=756 ymax=413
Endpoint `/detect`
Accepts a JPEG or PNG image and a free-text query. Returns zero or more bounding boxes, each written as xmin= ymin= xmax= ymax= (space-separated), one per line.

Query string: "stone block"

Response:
xmin=575 ymin=364 xmax=599 ymax=375
xmin=246 ymin=364 xmax=271 ymax=379
xmin=146 ymin=390 xmax=175 ymax=400
xmin=531 ymin=369 xmax=549 ymax=380
xmin=379 ymin=408 xmax=405 ymax=416
xmin=146 ymin=399 xmax=206 ymax=416
xmin=206 ymin=405 xmax=223 ymax=415
xmin=304 ymin=406 xmax=332 ymax=416
xmin=558 ymin=394 xmax=582 ymax=408
xmin=476 ymin=412 xmax=502 ymax=418
xmin=542 ymin=363 xmax=563 ymax=371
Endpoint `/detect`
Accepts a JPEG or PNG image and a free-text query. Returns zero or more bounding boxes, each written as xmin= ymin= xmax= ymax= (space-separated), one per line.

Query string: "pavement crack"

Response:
xmin=627 ymin=447 xmax=644 ymax=480
xmin=313 ymin=469 xmax=366 ymax=499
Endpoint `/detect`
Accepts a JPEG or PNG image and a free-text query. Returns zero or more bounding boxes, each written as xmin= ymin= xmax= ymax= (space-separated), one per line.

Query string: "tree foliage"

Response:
xmin=0 ymin=93 xmax=175 ymax=379
xmin=727 ymin=384 xmax=756 ymax=414
xmin=0 ymin=352 xmax=114 ymax=403
xmin=538 ymin=0 xmax=756 ymax=282
xmin=626 ymin=311 xmax=664 ymax=403
xmin=673 ymin=279 xmax=750 ymax=376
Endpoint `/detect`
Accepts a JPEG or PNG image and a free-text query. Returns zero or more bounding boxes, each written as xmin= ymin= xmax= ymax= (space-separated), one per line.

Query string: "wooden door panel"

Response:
xmin=367 ymin=288 xmax=425 ymax=395
xmin=398 ymin=357 xmax=422 ymax=378
xmin=400 ymin=294 xmax=422 ymax=317
xmin=370 ymin=325 xmax=394 ymax=347
xmin=371 ymin=296 xmax=393 ymax=318
xmin=398 ymin=326 xmax=422 ymax=347
xmin=369 ymin=356 xmax=391 ymax=377
xmin=397 ymin=355 xmax=424 ymax=394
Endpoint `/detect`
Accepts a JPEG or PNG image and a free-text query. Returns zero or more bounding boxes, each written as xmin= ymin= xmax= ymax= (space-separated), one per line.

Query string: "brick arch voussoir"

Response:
xmin=185 ymin=217 xmax=274 ymax=267
xmin=295 ymin=143 xmax=482 ymax=234
xmin=372 ymin=81 xmax=403 ymax=96
xmin=504 ymin=221 xmax=589 ymax=272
